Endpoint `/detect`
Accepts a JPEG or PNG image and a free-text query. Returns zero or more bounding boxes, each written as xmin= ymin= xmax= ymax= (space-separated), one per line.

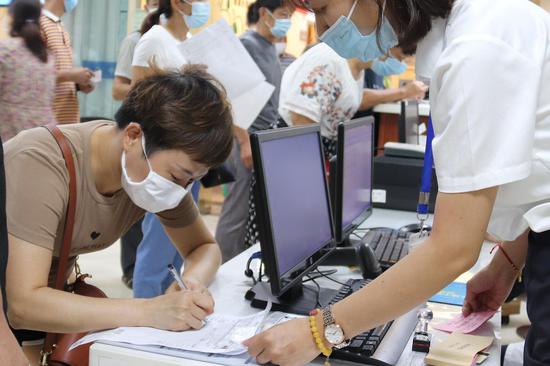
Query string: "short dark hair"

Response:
xmin=9 ymin=0 xmax=48 ymax=63
xmin=115 ymin=64 xmax=234 ymax=168
xmin=247 ymin=3 xmax=259 ymax=25
xmin=291 ymin=0 xmax=455 ymax=52
xmin=248 ymin=0 xmax=292 ymax=22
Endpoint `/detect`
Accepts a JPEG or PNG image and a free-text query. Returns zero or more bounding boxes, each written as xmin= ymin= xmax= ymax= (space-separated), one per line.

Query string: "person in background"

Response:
xmin=0 ymin=0 xmax=56 ymax=141
xmin=112 ymin=0 xmax=160 ymax=289
xmin=279 ymin=43 xmax=427 ymax=159
xmin=216 ymin=0 xmax=294 ymax=263
xmin=112 ymin=0 xmax=159 ymax=102
xmin=275 ymin=37 xmax=296 ymax=73
xmin=40 ymin=0 xmax=94 ymax=124
xmin=131 ymin=0 xmax=211 ymax=298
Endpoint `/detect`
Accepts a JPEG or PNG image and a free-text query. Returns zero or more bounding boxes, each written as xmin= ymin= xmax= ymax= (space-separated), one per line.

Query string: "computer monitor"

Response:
xmin=247 ymin=125 xmax=337 ymax=313
xmin=399 ymin=101 xmax=420 ymax=144
xmin=333 ymin=117 xmax=375 ymax=245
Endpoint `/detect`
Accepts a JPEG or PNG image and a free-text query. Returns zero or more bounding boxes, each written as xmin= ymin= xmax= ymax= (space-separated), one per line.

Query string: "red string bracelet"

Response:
xmin=490 ymin=242 xmax=520 ymax=272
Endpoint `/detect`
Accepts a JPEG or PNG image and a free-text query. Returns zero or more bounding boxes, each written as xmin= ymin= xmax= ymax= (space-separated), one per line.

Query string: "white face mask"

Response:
xmin=121 ymin=136 xmax=188 ymax=213
xmin=275 ymin=42 xmax=286 ymax=56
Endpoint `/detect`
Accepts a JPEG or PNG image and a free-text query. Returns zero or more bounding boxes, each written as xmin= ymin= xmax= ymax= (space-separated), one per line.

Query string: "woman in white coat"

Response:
xmin=244 ymin=0 xmax=550 ymax=365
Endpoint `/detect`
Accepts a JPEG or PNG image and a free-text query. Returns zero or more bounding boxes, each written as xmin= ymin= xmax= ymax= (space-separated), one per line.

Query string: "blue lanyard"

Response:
xmin=417 ymin=114 xmax=435 ymax=220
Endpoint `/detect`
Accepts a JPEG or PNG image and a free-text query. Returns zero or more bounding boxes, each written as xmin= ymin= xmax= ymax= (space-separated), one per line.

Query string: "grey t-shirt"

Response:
xmin=115 ymin=31 xmax=141 ymax=80
xmin=240 ymin=31 xmax=282 ymax=133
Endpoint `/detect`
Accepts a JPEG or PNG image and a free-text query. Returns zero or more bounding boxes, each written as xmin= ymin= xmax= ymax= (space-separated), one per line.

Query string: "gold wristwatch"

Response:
xmin=322 ymin=306 xmax=350 ymax=349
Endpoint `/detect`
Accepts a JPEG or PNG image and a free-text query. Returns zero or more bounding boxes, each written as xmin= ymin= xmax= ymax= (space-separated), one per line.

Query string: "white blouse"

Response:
xmin=279 ymin=43 xmax=364 ymax=139
xmin=417 ymin=0 xmax=550 ymax=240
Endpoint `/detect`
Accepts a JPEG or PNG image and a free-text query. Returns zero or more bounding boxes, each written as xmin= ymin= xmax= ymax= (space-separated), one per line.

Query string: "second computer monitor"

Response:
xmin=334 ymin=117 xmax=375 ymax=244
xmin=251 ymin=125 xmax=335 ymax=297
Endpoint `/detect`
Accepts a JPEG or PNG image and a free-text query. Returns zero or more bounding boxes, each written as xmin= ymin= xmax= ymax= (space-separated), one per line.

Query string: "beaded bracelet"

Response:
xmin=309 ymin=309 xmax=332 ymax=365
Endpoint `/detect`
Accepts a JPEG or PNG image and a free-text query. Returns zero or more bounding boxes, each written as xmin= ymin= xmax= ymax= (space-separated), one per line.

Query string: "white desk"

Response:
xmin=373 ymin=102 xmax=431 ymax=117
xmin=90 ymin=209 xmax=500 ymax=366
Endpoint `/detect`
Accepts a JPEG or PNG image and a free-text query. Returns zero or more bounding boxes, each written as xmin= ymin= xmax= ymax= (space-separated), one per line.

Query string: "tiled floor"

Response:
xmin=78 ymin=214 xmax=530 ymax=347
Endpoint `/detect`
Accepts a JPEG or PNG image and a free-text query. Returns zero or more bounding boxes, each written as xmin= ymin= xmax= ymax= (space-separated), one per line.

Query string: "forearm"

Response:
xmin=359 ymin=88 xmax=406 ymax=111
xmin=9 ymin=288 xmax=150 ymax=334
xmin=0 ymin=302 xmax=28 ymax=365
xmin=290 ymin=111 xmax=316 ymax=126
xmin=181 ymin=243 xmax=221 ymax=286
xmin=333 ymin=237 xmax=479 ymax=338
xmin=233 ymin=125 xmax=249 ymax=146
xmin=56 ymin=69 xmax=75 ymax=83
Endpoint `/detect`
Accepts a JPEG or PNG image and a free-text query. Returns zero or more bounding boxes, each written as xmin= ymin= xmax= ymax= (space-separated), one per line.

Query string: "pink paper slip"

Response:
xmin=432 ymin=310 xmax=497 ymax=334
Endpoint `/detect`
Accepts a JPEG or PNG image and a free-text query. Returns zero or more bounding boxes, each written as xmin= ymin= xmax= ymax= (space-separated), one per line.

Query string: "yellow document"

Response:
xmin=425 ymin=332 xmax=493 ymax=366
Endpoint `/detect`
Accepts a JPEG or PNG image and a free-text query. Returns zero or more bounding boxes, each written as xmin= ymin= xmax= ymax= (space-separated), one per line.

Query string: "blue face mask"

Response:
xmin=64 ymin=0 xmax=78 ymax=13
xmin=267 ymin=10 xmax=291 ymax=38
xmin=181 ymin=1 xmax=211 ymax=29
xmin=319 ymin=0 xmax=398 ymax=62
xmin=371 ymin=56 xmax=407 ymax=76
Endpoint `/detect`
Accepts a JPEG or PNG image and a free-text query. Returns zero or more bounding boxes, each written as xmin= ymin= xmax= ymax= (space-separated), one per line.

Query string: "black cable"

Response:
xmin=301 ymin=269 xmax=339 ymax=284
xmin=307 ymin=275 xmax=322 ymax=308
xmin=315 ymin=268 xmax=347 ymax=286
xmin=317 ymin=269 xmax=338 ymax=276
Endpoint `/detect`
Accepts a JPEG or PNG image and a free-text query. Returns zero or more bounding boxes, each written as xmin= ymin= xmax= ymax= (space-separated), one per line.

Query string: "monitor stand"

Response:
xmin=320 ymin=237 xmax=382 ymax=279
xmin=245 ymin=282 xmax=338 ymax=315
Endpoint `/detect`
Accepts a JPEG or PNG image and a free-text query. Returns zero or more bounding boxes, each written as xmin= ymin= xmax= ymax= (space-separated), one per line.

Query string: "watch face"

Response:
xmin=325 ymin=324 xmax=345 ymax=345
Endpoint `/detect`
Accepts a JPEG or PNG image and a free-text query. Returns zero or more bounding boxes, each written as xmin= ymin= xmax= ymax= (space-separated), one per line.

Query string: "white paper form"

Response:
xmin=178 ymin=19 xmax=275 ymax=130
xmin=93 ymin=311 xmax=301 ymax=366
xmin=70 ymin=302 xmax=276 ymax=355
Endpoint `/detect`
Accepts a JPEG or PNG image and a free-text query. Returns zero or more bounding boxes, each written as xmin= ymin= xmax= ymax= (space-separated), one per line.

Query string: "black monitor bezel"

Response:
xmin=334 ymin=117 xmax=375 ymax=244
xmin=251 ymin=125 xmax=336 ymax=297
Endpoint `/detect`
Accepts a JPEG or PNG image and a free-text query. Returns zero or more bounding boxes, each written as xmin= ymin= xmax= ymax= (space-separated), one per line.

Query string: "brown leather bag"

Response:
xmin=40 ymin=125 xmax=108 ymax=366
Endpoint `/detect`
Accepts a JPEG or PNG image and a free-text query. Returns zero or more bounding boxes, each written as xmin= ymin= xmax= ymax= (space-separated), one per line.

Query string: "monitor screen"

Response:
xmin=259 ymin=130 xmax=333 ymax=277
xmin=341 ymin=119 xmax=373 ymax=232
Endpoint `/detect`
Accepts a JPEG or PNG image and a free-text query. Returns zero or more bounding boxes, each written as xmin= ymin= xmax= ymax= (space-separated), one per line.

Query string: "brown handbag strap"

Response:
xmin=42 ymin=124 xmax=78 ymax=362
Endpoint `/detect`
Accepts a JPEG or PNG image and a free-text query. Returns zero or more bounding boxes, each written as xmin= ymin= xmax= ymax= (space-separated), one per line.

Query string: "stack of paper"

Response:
xmin=70 ymin=303 xmax=299 ymax=365
xmin=425 ymin=333 xmax=493 ymax=366
xmin=178 ymin=19 xmax=275 ymax=130
xmin=71 ymin=305 xmax=274 ymax=353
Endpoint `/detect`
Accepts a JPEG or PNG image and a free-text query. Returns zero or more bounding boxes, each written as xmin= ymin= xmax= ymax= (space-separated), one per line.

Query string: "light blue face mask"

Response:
xmin=64 ymin=0 xmax=79 ymax=13
xmin=182 ymin=0 xmax=211 ymax=29
xmin=319 ymin=0 xmax=398 ymax=62
xmin=371 ymin=56 xmax=407 ymax=76
xmin=267 ymin=10 xmax=292 ymax=38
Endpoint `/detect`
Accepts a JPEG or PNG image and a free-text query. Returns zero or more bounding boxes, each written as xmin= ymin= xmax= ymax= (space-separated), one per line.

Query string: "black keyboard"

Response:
xmin=363 ymin=228 xmax=411 ymax=269
xmin=328 ymin=279 xmax=395 ymax=365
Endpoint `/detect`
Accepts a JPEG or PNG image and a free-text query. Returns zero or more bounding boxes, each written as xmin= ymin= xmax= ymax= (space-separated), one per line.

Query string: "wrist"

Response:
xmin=137 ymin=298 xmax=155 ymax=327
xmin=490 ymin=244 xmax=521 ymax=277
xmin=398 ymin=87 xmax=408 ymax=100
xmin=309 ymin=310 xmax=332 ymax=356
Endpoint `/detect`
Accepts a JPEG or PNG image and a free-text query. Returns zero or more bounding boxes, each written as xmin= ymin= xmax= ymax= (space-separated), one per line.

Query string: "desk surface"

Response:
xmin=90 ymin=209 xmax=500 ymax=366
xmin=373 ymin=102 xmax=430 ymax=117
